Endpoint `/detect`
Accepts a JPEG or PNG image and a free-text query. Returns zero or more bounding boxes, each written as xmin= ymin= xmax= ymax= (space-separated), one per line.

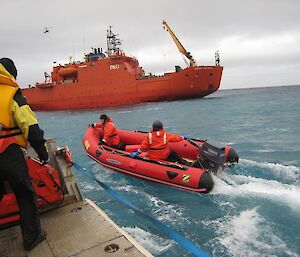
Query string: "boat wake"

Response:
xmin=215 ymin=208 xmax=298 ymax=257
xmin=212 ymin=159 xmax=300 ymax=211
xmin=240 ymin=158 xmax=300 ymax=182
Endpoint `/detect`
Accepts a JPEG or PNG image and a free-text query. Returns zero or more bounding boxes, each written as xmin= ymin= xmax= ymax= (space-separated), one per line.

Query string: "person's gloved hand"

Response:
xmin=183 ymin=134 xmax=190 ymax=140
xmin=130 ymin=150 xmax=141 ymax=158
xmin=38 ymin=148 xmax=49 ymax=164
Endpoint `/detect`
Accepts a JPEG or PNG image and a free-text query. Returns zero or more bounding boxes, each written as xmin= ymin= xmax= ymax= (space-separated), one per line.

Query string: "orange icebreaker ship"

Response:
xmin=22 ymin=21 xmax=223 ymax=110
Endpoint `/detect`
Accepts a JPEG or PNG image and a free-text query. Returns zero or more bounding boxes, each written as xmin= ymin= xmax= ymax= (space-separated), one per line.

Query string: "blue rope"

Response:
xmin=73 ymin=161 xmax=210 ymax=257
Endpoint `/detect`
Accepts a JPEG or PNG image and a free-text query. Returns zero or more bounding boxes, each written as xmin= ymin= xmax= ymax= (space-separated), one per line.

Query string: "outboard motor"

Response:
xmin=189 ymin=139 xmax=239 ymax=172
xmin=198 ymin=140 xmax=226 ymax=172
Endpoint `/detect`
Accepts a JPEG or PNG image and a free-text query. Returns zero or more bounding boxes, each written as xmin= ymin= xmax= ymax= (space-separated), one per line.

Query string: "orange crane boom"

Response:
xmin=162 ymin=20 xmax=197 ymax=67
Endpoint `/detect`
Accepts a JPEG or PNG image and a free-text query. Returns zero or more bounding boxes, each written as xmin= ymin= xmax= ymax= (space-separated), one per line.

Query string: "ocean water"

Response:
xmin=36 ymin=85 xmax=300 ymax=257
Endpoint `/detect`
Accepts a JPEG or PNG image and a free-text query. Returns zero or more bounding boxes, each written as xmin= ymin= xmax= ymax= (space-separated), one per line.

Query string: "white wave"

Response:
xmin=92 ymin=166 xmax=185 ymax=222
xmin=93 ymin=165 xmax=131 ymax=187
xmin=212 ymin=173 xmax=300 ymax=211
xmin=146 ymin=106 xmax=162 ymax=111
xmin=240 ymin=158 xmax=300 ymax=181
xmin=124 ymin=226 xmax=174 ymax=255
xmin=117 ymin=110 xmax=132 ymax=114
xmin=218 ymin=208 xmax=298 ymax=257
xmin=225 ymin=142 xmax=235 ymax=145
xmin=265 ymin=127 xmax=290 ymax=132
xmin=79 ymin=181 xmax=101 ymax=192
xmin=255 ymin=149 xmax=276 ymax=153
xmin=114 ymin=184 xmax=140 ymax=194
xmin=142 ymin=194 xmax=186 ymax=223
xmin=93 ymin=171 xmax=144 ymax=196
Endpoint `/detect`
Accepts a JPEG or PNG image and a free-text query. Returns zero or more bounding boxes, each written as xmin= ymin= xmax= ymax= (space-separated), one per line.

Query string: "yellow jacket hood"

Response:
xmin=0 ymin=63 xmax=18 ymax=88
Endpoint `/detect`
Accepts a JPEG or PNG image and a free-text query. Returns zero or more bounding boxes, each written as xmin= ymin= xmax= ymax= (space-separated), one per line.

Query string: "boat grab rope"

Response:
xmin=73 ymin=161 xmax=210 ymax=257
xmin=99 ymin=145 xmax=188 ymax=170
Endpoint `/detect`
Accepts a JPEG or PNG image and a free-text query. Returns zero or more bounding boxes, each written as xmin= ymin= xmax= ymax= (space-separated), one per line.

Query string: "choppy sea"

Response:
xmin=36 ymin=85 xmax=300 ymax=257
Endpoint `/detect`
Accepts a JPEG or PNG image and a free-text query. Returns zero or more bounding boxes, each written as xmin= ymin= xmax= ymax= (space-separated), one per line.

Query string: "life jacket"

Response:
xmin=140 ymin=129 xmax=184 ymax=160
xmin=140 ymin=130 xmax=169 ymax=160
xmin=0 ymin=64 xmax=27 ymax=153
xmin=102 ymin=118 xmax=120 ymax=146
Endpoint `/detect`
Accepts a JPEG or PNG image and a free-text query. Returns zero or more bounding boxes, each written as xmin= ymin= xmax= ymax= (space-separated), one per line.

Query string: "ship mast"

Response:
xmin=215 ymin=50 xmax=220 ymax=66
xmin=106 ymin=26 xmax=122 ymax=56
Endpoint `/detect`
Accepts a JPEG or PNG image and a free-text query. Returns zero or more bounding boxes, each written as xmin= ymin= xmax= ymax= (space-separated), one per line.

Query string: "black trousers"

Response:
xmin=167 ymin=150 xmax=191 ymax=166
xmin=0 ymin=144 xmax=41 ymax=243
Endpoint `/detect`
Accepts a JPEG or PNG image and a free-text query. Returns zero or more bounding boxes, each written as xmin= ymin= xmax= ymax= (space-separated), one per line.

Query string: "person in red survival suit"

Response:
xmin=90 ymin=114 xmax=124 ymax=149
xmin=130 ymin=120 xmax=191 ymax=165
xmin=0 ymin=58 xmax=48 ymax=251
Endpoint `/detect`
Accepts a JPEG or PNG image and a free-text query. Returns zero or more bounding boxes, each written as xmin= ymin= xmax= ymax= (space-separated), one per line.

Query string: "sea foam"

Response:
xmin=212 ymin=173 xmax=300 ymax=211
xmin=217 ymin=208 xmax=297 ymax=257
xmin=125 ymin=226 xmax=174 ymax=256
xmin=240 ymin=158 xmax=300 ymax=181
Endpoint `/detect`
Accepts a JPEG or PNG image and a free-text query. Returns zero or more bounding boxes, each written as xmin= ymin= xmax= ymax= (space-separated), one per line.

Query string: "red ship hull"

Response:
xmin=22 ymin=62 xmax=223 ymax=110
xmin=22 ymin=24 xmax=223 ymax=111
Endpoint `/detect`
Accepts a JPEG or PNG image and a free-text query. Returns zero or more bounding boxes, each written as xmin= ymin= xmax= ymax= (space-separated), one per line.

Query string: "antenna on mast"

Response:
xmin=106 ymin=26 xmax=122 ymax=56
xmin=215 ymin=50 xmax=220 ymax=66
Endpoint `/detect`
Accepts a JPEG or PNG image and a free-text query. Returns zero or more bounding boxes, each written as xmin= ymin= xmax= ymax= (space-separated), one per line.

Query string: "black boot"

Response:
xmin=24 ymin=230 xmax=47 ymax=251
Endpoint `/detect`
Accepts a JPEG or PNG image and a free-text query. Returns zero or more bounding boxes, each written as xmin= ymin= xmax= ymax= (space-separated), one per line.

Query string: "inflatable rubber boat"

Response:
xmin=82 ymin=127 xmax=239 ymax=193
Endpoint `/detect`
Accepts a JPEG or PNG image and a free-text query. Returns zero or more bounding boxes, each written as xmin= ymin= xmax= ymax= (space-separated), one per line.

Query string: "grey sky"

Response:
xmin=1 ymin=0 xmax=300 ymax=89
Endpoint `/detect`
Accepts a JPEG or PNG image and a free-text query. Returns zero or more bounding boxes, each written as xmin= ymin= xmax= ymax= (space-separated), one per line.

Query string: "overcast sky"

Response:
xmin=1 ymin=0 xmax=300 ymax=90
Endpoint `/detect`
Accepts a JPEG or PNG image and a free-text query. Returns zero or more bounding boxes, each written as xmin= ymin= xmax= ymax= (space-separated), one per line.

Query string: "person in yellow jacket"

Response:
xmin=0 ymin=58 xmax=48 ymax=250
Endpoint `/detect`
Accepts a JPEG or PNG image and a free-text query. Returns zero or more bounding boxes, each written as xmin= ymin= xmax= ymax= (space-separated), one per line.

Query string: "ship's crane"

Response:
xmin=162 ymin=20 xmax=197 ymax=67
